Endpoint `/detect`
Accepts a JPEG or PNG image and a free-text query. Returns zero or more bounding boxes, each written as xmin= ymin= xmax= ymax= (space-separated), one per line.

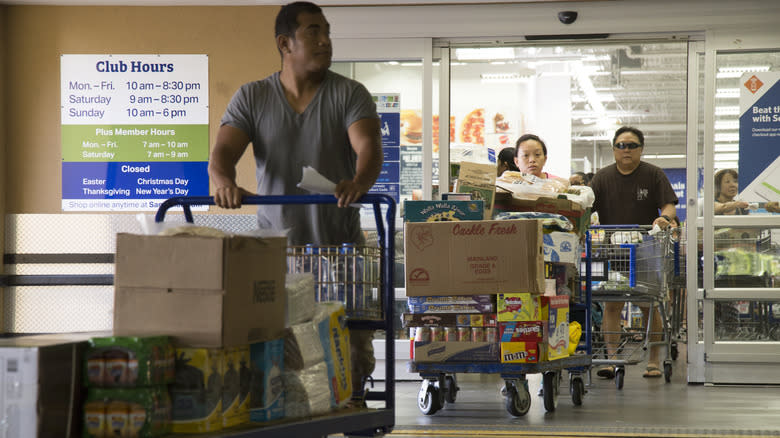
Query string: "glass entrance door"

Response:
xmin=699 ymin=48 xmax=780 ymax=384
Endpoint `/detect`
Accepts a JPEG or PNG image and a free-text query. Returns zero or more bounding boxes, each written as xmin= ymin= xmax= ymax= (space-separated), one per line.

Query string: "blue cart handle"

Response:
xmin=154 ymin=194 xmax=397 ymax=250
xmin=155 ymin=194 xmax=391 ymax=222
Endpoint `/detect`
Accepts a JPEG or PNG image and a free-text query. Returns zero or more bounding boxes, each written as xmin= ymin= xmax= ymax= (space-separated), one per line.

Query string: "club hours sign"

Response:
xmin=61 ymin=54 xmax=209 ymax=211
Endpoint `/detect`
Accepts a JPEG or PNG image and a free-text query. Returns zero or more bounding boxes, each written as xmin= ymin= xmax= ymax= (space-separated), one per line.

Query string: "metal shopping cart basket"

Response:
xmin=583 ymin=225 xmax=676 ymax=387
xmin=155 ymin=194 xmax=396 ymax=437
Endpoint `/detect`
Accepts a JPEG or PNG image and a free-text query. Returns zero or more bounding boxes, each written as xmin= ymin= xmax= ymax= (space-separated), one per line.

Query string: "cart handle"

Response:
xmin=589 ymin=224 xmax=650 ymax=230
xmin=154 ymin=194 xmax=397 ymax=251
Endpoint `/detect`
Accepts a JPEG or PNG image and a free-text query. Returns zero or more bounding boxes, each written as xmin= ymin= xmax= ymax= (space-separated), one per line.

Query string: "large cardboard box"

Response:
xmin=114 ymin=233 xmax=287 ymax=348
xmin=404 ymin=220 xmax=544 ymax=296
xmin=413 ymin=341 xmax=499 ymax=363
xmin=403 ymin=200 xmax=484 ymax=222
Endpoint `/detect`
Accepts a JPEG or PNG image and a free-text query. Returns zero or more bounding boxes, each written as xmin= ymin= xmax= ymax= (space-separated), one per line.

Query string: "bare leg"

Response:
xmin=640 ymin=305 xmax=664 ymax=375
xmin=602 ymin=301 xmax=624 ymax=360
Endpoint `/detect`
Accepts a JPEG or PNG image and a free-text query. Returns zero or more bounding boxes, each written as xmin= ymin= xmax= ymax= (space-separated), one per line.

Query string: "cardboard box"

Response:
xmin=403 ymin=200 xmax=484 ymax=222
xmin=171 ymin=348 xmax=223 ymax=433
xmin=499 ymin=321 xmax=546 ymax=343
xmin=456 ymin=162 xmax=497 ymax=219
xmin=249 ymin=339 xmax=285 ymax=423
xmin=114 ymin=233 xmax=287 ymax=348
xmin=543 ymin=231 xmax=580 ymax=264
xmin=405 ymin=220 xmax=544 ymax=296
xmin=497 ymin=293 xmax=542 ymax=322
xmin=402 ymin=313 xmax=497 ymax=328
xmin=413 ymin=341 xmax=499 ymax=363
xmin=543 ymin=296 xmax=570 ymax=360
xmin=500 ymin=342 xmax=541 ymax=363
xmin=493 ymin=192 xmax=591 ymax=235
xmin=407 ymin=302 xmax=496 ymax=314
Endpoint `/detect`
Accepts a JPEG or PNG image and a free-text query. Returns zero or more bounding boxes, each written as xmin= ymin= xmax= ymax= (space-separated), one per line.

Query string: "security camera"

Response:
xmin=558 ymin=11 xmax=578 ymax=25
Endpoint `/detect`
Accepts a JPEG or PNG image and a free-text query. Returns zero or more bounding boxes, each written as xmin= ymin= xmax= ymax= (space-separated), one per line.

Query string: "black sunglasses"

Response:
xmin=614 ymin=142 xmax=642 ymax=150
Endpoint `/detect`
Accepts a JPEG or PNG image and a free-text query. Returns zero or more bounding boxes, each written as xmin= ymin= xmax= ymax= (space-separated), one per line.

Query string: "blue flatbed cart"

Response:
xmin=155 ymin=194 xmax=396 ymax=438
xmin=408 ymin=355 xmax=591 ymax=416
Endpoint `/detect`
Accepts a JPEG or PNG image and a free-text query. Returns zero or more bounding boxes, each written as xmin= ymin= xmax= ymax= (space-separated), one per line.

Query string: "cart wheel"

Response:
xmin=418 ymin=381 xmax=441 ymax=415
xmin=615 ymin=367 xmax=625 ymax=390
xmin=664 ymin=362 xmax=673 ymax=383
xmin=671 ymin=342 xmax=679 ymax=361
xmin=542 ymin=372 xmax=559 ymax=412
xmin=444 ymin=375 xmax=458 ymax=404
xmin=570 ymin=376 xmax=585 ymax=406
xmin=504 ymin=380 xmax=531 ymax=417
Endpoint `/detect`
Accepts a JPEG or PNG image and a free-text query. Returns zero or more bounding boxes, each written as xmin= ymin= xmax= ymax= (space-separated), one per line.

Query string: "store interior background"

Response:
xmin=1 ymin=0 xmax=780 ymax=386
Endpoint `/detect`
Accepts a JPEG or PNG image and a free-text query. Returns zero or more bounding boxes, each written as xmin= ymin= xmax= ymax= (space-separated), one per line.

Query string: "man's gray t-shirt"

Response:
xmin=221 ymin=70 xmax=378 ymax=245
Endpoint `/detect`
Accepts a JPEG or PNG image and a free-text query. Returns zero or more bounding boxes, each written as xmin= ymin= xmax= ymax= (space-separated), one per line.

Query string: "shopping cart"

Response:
xmin=155 ymin=194 xmax=396 ymax=437
xmin=583 ymin=225 xmax=676 ymax=387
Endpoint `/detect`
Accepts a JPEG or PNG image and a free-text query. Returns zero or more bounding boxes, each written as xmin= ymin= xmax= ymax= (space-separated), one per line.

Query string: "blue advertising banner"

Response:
xmin=738 ymin=73 xmax=780 ymax=202
xmin=371 ymin=93 xmax=401 ymax=202
xmin=663 ymin=168 xmax=687 ymax=223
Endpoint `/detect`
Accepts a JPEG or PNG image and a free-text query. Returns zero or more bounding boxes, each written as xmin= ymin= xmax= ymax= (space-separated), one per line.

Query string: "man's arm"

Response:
xmin=208 ymin=124 xmax=255 ymax=208
xmin=652 ymin=203 xmax=677 ymax=229
xmin=334 ymin=117 xmax=383 ymax=208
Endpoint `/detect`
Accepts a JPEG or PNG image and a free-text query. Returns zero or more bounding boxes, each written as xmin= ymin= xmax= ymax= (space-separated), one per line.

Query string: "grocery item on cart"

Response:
xmin=283 ymin=361 xmax=331 ymax=418
xmin=286 ymin=273 xmax=316 ymax=326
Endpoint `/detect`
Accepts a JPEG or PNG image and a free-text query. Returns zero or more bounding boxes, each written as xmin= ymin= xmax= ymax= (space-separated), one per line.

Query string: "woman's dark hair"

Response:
xmin=515 ymin=134 xmax=547 ymax=157
xmin=275 ymin=2 xmax=323 ymax=55
xmin=498 ymin=147 xmax=520 ymax=172
xmin=714 ymin=168 xmax=738 ymax=197
xmin=612 ymin=126 xmax=645 ymax=147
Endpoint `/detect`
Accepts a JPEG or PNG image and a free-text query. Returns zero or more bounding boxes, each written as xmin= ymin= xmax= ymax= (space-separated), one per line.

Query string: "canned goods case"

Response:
xmin=155 ymin=194 xmax=396 ymax=437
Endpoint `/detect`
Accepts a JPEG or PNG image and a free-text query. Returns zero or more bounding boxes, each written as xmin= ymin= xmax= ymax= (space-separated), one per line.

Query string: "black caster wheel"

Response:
xmin=615 ymin=367 xmax=625 ymax=390
xmin=542 ymin=372 xmax=559 ymax=412
xmin=504 ymin=380 xmax=531 ymax=417
xmin=664 ymin=361 xmax=673 ymax=383
xmin=570 ymin=376 xmax=585 ymax=406
xmin=444 ymin=375 xmax=458 ymax=404
xmin=418 ymin=381 xmax=441 ymax=415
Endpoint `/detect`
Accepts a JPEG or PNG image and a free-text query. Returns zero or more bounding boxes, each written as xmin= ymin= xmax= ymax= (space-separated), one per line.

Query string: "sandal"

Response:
xmin=643 ymin=365 xmax=663 ymax=378
xmin=596 ymin=365 xmax=615 ymax=379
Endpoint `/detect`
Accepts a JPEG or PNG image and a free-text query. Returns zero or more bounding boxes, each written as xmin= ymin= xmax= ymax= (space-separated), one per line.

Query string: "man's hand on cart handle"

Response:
xmin=652 ymin=215 xmax=672 ymax=230
xmin=335 ymin=179 xmax=370 ymax=208
xmin=214 ymin=184 xmax=256 ymax=209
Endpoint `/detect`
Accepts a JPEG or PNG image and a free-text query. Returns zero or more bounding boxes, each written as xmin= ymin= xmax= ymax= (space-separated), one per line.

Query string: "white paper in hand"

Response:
xmin=297 ymin=166 xmax=337 ymax=194
xmin=296 ymin=166 xmax=362 ymax=208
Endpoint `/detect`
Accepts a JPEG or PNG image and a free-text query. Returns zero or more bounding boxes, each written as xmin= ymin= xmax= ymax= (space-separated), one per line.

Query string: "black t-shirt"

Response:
xmin=591 ymin=161 xmax=678 ymax=225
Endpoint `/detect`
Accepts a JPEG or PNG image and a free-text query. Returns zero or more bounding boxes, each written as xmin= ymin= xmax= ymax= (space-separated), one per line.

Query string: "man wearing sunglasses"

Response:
xmin=590 ymin=126 xmax=678 ymax=380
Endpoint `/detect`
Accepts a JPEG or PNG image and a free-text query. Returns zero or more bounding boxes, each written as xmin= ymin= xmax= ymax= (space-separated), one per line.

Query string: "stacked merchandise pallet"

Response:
xmin=402 ymin=200 xmax=590 ymax=417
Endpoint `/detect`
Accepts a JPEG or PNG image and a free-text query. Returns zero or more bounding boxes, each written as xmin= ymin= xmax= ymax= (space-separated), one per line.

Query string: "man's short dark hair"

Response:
xmin=612 ymin=126 xmax=645 ymax=147
xmin=515 ymin=133 xmax=547 ymax=157
xmin=275 ymin=2 xmax=323 ymax=39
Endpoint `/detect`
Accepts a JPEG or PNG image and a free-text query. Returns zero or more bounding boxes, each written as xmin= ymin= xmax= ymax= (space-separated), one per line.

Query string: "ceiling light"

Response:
xmin=455 ymin=47 xmax=515 ymax=61
xmin=718 ymin=65 xmax=770 ymax=73
xmin=714 ymin=120 xmax=739 ymax=130
xmin=714 ymin=161 xmax=738 ymax=169
xmin=715 ymin=133 xmax=739 ymax=142
xmin=716 ymin=88 xmax=740 ymax=98
xmin=644 ymin=154 xmax=685 ymax=159
xmin=714 ymin=143 xmax=739 ymax=152
xmin=715 ymin=106 xmax=740 ymax=116
xmin=714 ymin=153 xmax=739 ymax=161
xmin=480 ymin=73 xmax=529 ymax=83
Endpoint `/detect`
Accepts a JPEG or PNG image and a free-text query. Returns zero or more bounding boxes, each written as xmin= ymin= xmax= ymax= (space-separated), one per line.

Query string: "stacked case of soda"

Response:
xmin=82 ymin=336 xmax=174 ymax=438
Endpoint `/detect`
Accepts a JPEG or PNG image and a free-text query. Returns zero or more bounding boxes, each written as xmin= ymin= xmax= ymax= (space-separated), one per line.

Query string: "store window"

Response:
xmin=446 ymin=42 xmax=689 ymax=180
